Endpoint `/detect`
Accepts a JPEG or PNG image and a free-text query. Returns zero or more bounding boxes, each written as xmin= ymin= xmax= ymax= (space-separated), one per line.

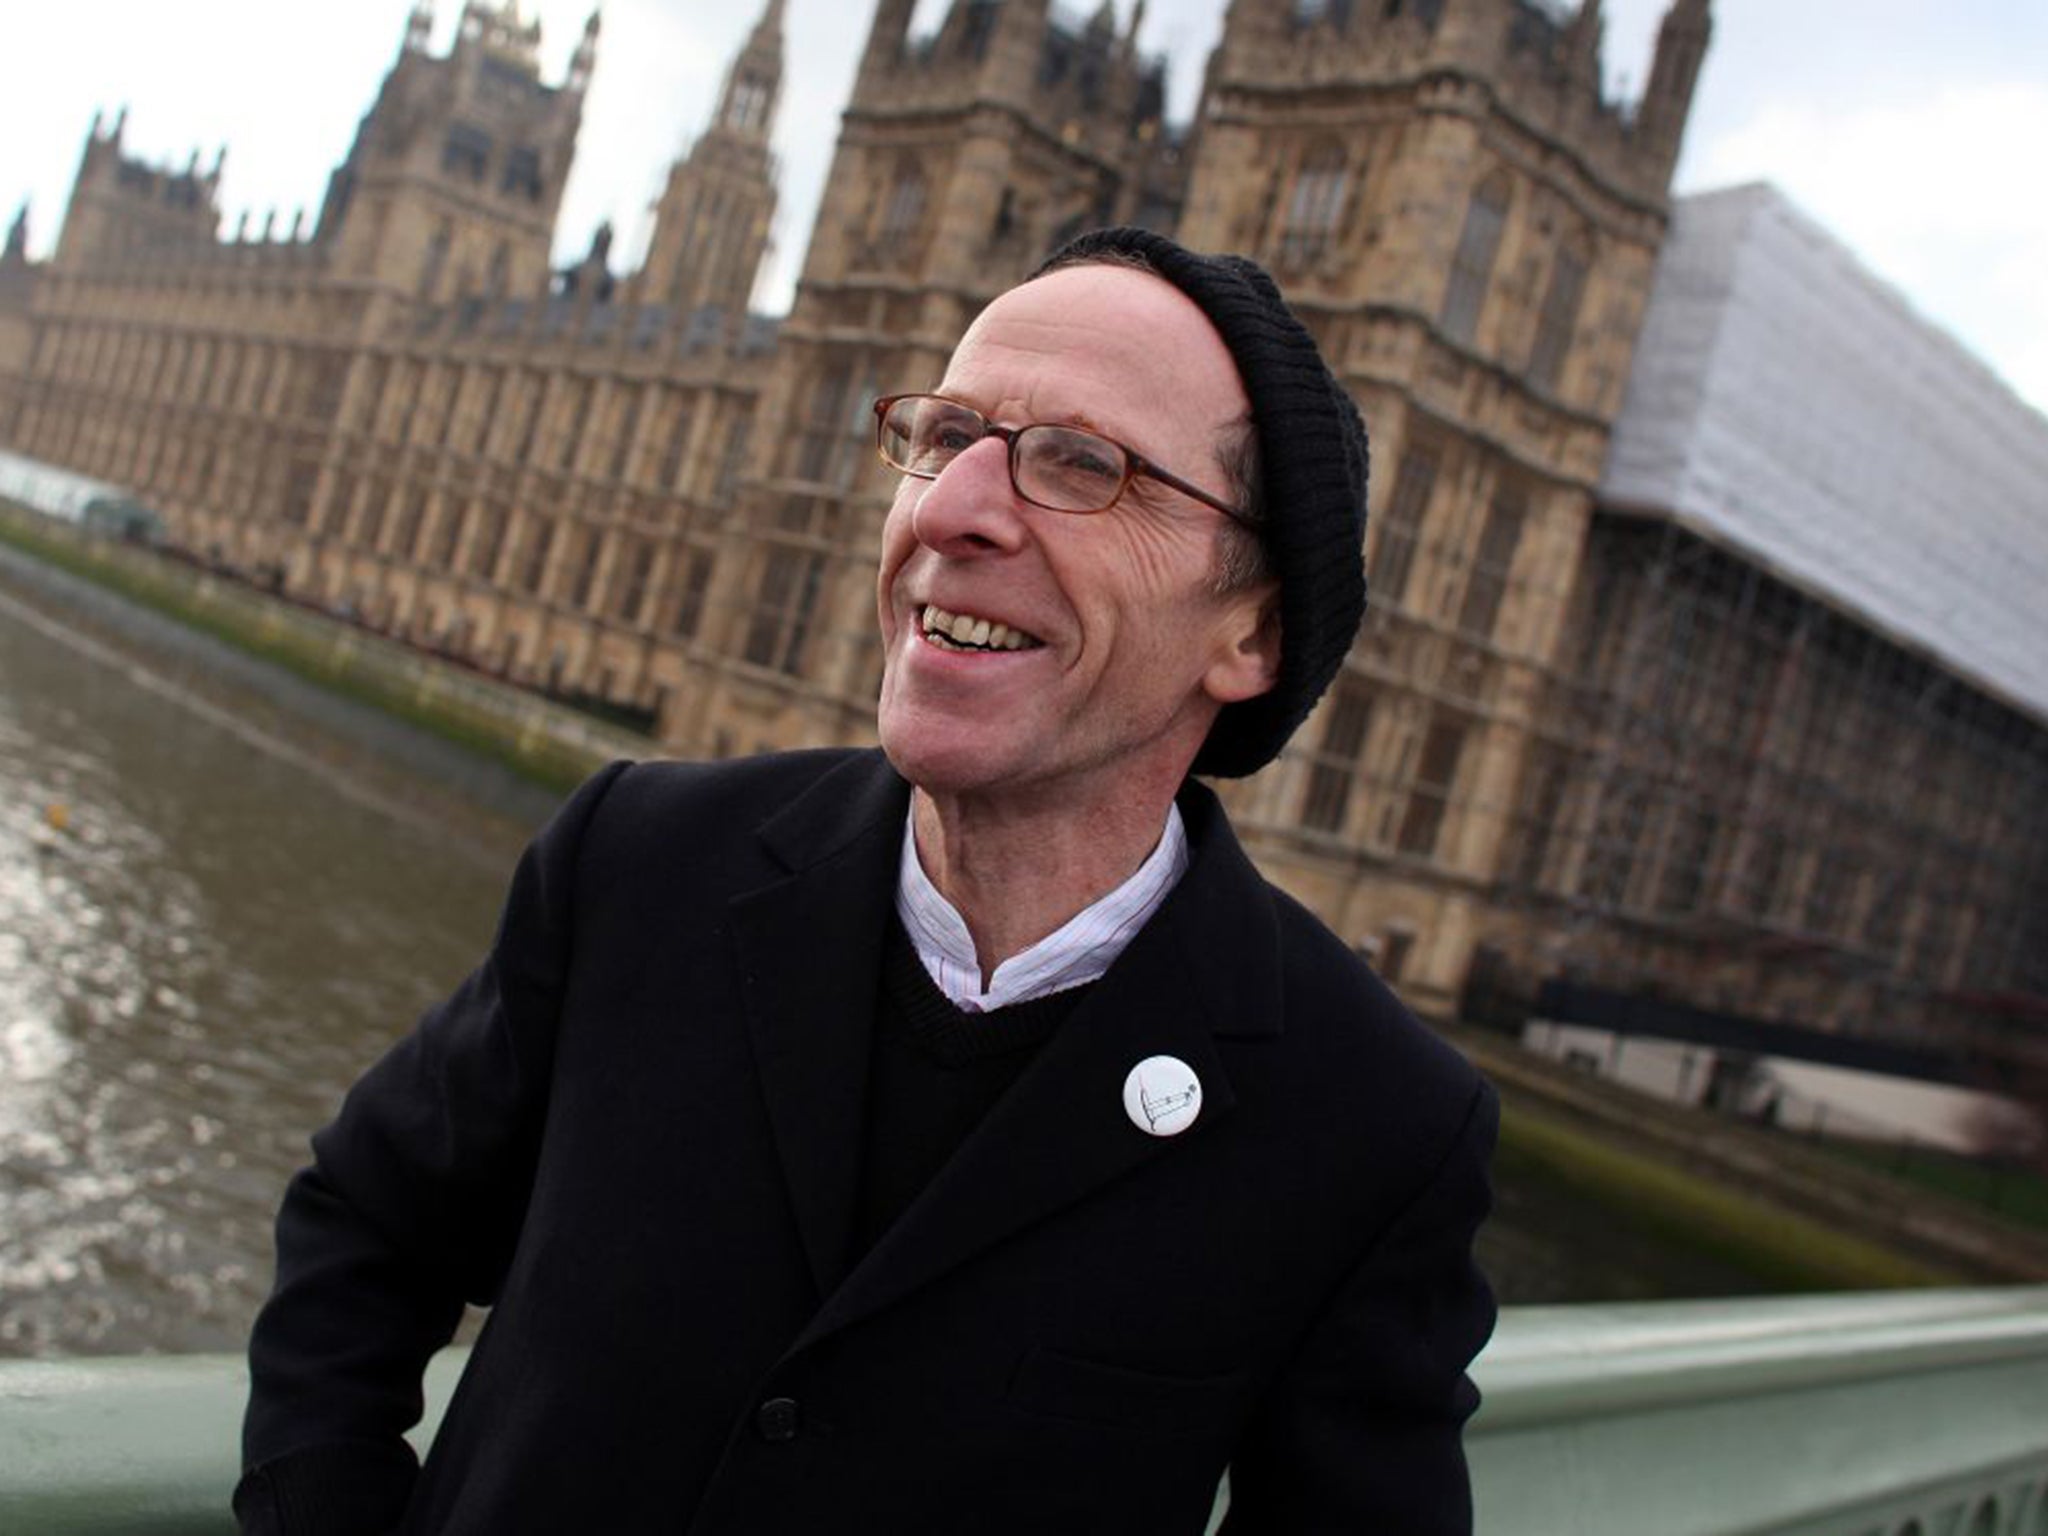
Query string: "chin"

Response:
xmin=879 ymin=731 xmax=1001 ymax=799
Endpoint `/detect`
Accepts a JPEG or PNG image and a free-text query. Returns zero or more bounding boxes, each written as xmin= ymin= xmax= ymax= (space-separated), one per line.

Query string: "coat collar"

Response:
xmin=726 ymin=750 xmax=1285 ymax=1340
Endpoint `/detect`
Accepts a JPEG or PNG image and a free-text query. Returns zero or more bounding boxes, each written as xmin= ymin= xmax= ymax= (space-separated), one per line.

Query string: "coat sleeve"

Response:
xmin=233 ymin=762 xmax=632 ymax=1536
xmin=1219 ymin=1076 xmax=1499 ymax=1536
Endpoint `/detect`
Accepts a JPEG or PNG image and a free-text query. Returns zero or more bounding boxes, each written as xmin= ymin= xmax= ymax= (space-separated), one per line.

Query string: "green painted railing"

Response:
xmin=5 ymin=1289 xmax=2046 ymax=1535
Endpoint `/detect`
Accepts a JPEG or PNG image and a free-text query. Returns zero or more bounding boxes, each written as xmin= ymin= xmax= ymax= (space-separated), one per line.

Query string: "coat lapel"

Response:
xmin=797 ymin=784 xmax=1286 ymax=1349
xmin=727 ymin=754 xmax=909 ymax=1300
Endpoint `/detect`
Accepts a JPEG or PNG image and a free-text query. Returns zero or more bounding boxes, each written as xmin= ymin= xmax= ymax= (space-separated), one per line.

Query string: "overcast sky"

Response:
xmin=3 ymin=1 xmax=2043 ymax=416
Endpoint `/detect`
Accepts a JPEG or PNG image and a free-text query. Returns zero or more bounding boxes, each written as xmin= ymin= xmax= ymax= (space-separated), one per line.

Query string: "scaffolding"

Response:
xmin=1497 ymin=185 xmax=2048 ymax=1075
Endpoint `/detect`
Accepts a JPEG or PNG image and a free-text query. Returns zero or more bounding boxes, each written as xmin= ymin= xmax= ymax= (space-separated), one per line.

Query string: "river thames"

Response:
xmin=0 ymin=547 xmax=1767 ymax=1358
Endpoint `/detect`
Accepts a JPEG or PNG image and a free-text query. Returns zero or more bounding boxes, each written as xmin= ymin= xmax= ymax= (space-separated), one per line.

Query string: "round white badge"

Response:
xmin=1123 ymin=1055 xmax=1202 ymax=1138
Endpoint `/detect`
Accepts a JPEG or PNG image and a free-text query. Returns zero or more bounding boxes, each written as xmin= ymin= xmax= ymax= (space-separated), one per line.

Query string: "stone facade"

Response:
xmin=25 ymin=0 xmax=2029 ymax=1059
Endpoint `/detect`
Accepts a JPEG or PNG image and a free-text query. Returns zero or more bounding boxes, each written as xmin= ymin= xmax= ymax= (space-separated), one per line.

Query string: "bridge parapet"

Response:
xmin=3 ymin=1288 xmax=2046 ymax=1534
xmin=1471 ymin=1287 xmax=2048 ymax=1535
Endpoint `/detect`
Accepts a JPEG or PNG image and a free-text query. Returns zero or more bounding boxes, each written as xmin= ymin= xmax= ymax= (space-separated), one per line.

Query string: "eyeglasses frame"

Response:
xmin=872 ymin=392 xmax=1260 ymax=533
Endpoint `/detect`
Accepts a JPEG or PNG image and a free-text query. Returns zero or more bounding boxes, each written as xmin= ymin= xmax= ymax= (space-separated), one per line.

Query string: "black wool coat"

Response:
xmin=238 ymin=749 xmax=1497 ymax=1536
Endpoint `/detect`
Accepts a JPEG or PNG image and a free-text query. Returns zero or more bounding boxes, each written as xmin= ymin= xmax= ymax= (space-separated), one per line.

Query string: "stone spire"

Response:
xmin=569 ymin=8 xmax=601 ymax=94
xmin=715 ymin=0 xmax=785 ymax=140
xmin=1639 ymin=0 xmax=1710 ymax=161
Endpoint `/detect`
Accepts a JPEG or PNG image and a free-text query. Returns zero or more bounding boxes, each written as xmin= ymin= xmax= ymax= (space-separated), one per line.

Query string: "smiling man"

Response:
xmin=237 ymin=228 xmax=1497 ymax=1536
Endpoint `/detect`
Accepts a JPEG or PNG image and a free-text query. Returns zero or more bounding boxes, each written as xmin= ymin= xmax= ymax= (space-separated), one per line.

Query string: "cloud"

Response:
xmin=1692 ymin=80 xmax=2048 ymax=415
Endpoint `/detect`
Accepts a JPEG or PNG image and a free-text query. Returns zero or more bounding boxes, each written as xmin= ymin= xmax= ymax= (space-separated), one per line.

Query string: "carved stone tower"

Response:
xmin=311 ymin=0 xmax=595 ymax=311
xmin=634 ymin=0 xmax=783 ymax=319
xmin=1174 ymin=0 xmax=1711 ymax=1007
xmin=51 ymin=108 xmax=226 ymax=271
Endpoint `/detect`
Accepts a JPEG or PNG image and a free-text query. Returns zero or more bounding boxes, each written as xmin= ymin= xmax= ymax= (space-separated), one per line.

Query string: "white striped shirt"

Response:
xmin=895 ymin=804 xmax=1190 ymax=1013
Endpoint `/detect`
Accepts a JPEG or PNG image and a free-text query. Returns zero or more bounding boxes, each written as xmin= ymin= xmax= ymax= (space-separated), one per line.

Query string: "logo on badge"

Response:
xmin=1123 ymin=1055 xmax=1202 ymax=1137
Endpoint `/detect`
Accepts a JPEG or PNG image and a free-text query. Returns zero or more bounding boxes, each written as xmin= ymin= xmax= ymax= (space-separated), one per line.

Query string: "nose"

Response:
xmin=906 ymin=435 xmax=1029 ymax=557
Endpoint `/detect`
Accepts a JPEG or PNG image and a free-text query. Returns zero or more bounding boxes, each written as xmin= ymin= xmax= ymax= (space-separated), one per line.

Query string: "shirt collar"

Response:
xmin=895 ymin=803 xmax=1190 ymax=1013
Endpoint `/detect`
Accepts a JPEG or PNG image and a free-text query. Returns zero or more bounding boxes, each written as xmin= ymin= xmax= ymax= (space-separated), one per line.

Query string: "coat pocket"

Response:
xmin=1007 ymin=1345 xmax=1251 ymax=1435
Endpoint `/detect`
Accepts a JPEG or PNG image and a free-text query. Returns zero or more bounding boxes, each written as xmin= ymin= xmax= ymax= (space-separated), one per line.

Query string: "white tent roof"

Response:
xmin=1600 ymin=183 xmax=2048 ymax=728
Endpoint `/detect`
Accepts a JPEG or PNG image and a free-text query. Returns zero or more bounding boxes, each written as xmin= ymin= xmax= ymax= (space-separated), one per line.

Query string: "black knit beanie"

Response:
xmin=1033 ymin=227 xmax=1369 ymax=778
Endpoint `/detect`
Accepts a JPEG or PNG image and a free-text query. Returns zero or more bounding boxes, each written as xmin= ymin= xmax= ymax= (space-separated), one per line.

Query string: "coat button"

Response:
xmin=755 ymin=1396 xmax=801 ymax=1443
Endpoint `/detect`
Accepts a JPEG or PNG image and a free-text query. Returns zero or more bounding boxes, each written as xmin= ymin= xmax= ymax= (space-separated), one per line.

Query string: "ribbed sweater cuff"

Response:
xmin=234 ymin=1439 xmax=419 ymax=1536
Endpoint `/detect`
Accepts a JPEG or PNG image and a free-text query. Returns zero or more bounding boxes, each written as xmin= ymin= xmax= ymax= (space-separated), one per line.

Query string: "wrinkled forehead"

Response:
xmin=942 ymin=264 xmax=1250 ymax=442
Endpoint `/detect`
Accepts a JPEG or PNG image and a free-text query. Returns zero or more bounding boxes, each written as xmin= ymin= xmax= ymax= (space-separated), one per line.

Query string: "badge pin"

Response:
xmin=1123 ymin=1054 xmax=1201 ymax=1137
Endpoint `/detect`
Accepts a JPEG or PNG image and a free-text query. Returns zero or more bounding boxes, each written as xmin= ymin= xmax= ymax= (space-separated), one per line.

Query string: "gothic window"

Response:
xmin=792 ymin=366 xmax=853 ymax=484
xmin=361 ymin=484 xmax=393 ymax=552
xmin=614 ymin=537 xmax=655 ymax=624
xmin=1655 ymin=800 xmax=1718 ymax=914
xmin=714 ymin=418 xmax=751 ymax=505
xmin=659 ymin=403 xmax=695 ymax=493
xmin=501 ymin=148 xmax=542 ymax=202
xmin=743 ymin=545 xmax=827 ymax=676
xmin=1456 ymin=486 xmax=1527 ymax=640
xmin=1300 ymin=682 xmax=1375 ymax=834
xmin=248 ymin=347 xmax=276 ymax=413
xmin=1293 ymin=0 xmax=1356 ymax=30
xmin=1577 ymin=770 xmax=1649 ymax=909
xmin=668 ymin=545 xmax=713 ymax=639
xmin=879 ymin=166 xmax=927 ymax=246
xmin=442 ymin=124 xmax=491 ymax=182
xmin=392 ymin=489 xmax=428 ymax=560
xmin=419 ymin=220 xmax=452 ymax=299
xmin=487 ymin=241 xmax=513 ymax=296
xmin=570 ymin=528 xmax=606 ymax=610
xmin=216 ymin=346 xmax=244 ymax=411
xmin=471 ymin=369 xmax=505 ymax=455
xmin=727 ymin=77 xmax=769 ymax=134
xmin=1528 ymin=235 xmax=1590 ymax=391
xmin=958 ymin=1 xmax=997 ymax=60
xmin=1277 ymin=145 xmax=1350 ymax=270
xmin=558 ymin=381 xmax=593 ymax=471
xmin=521 ymin=517 xmax=556 ymax=593
xmin=432 ymin=498 xmax=468 ymax=567
xmin=1509 ymin=749 xmax=1570 ymax=890
xmin=1396 ymin=717 xmax=1468 ymax=859
xmin=1373 ymin=446 xmax=1438 ymax=609
xmin=470 ymin=504 xmax=508 ymax=578
xmin=1440 ymin=172 xmax=1510 ymax=345
xmin=610 ymin=387 xmax=645 ymax=482
xmin=514 ymin=374 xmax=545 ymax=463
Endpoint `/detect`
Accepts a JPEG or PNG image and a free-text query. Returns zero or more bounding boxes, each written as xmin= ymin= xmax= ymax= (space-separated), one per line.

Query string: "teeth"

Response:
xmin=920 ymin=605 xmax=1041 ymax=652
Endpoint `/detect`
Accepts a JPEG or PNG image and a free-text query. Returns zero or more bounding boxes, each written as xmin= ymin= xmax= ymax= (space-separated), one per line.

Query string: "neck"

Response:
xmin=910 ymin=781 xmax=1179 ymax=985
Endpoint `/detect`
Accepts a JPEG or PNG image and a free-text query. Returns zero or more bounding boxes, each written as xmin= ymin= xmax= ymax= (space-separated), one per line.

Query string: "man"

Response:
xmin=236 ymin=227 xmax=1496 ymax=1535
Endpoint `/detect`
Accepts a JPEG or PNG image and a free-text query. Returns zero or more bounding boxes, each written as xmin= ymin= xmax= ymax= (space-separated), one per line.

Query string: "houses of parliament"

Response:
xmin=7 ymin=0 xmax=2042 ymax=1075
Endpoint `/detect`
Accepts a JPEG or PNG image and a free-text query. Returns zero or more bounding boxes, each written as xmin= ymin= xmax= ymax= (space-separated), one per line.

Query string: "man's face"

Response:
xmin=875 ymin=264 xmax=1277 ymax=811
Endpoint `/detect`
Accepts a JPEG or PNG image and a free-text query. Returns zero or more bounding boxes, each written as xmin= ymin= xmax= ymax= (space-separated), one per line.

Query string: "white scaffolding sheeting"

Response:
xmin=1601 ymin=183 xmax=2048 ymax=728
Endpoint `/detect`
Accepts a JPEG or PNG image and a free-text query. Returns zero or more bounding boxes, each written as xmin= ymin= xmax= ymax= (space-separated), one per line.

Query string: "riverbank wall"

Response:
xmin=0 ymin=501 xmax=646 ymax=804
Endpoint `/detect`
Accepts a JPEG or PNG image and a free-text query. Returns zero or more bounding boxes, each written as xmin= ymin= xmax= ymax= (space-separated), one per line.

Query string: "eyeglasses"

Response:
xmin=873 ymin=393 xmax=1258 ymax=531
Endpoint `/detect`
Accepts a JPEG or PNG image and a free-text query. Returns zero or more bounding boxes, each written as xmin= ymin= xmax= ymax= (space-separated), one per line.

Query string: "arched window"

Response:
xmin=1277 ymin=144 xmax=1351 ymax=269
xmin=1439 ymin=171 xmax=1510 ymax=344
xmin=418 ymin=220 xmax=451 ymax=300
xmin=879 ymin=164 xmax=926 ymax=245
xmin=727 ymin=76 xmax=769 ymax=135
xmin=1528 ymin=230 xmax=1591 ymax=391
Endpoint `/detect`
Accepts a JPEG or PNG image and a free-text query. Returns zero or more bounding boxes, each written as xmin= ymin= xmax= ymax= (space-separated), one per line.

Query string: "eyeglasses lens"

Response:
xmin=880 ymin=395 xmax=1130 ymax=514
xmin=1016 ymin=427 xmax=1127 ymax=513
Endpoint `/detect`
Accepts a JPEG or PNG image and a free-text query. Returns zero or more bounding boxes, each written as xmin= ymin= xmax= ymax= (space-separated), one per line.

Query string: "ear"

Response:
xmin=1202 ymin=583 xmax=1282 ymax=706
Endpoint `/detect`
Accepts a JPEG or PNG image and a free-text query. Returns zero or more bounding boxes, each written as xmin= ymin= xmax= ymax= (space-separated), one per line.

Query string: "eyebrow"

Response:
xmin=938 ymin=391 xmax=1119 ymax=438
